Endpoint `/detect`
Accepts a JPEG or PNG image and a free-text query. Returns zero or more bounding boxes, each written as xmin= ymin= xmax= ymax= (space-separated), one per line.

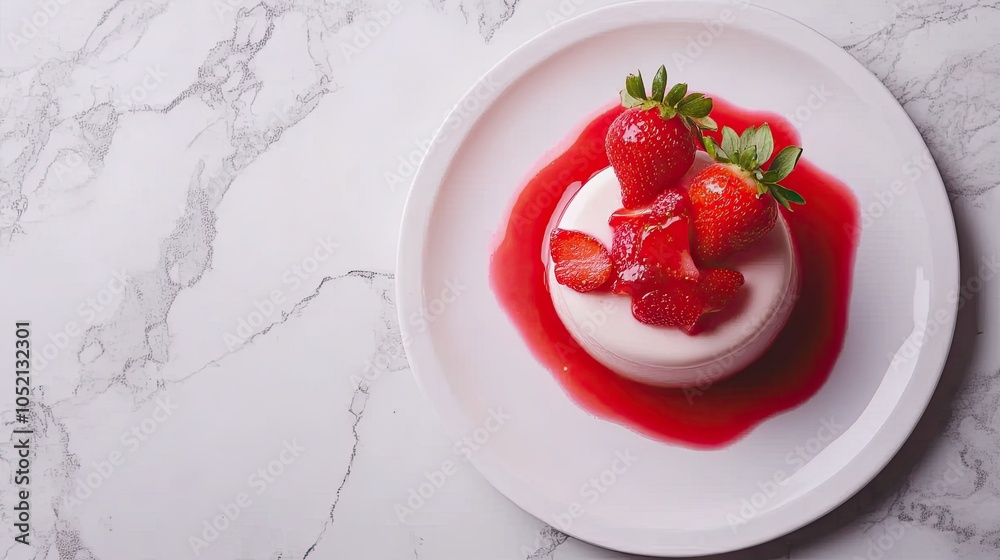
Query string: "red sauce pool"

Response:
xmin=489 ymin=97 xmax=861 ymax=448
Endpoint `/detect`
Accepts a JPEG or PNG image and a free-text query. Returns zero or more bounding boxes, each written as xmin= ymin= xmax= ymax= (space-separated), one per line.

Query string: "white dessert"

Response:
xmin=547 ymin=153 xmax=799 ymax=388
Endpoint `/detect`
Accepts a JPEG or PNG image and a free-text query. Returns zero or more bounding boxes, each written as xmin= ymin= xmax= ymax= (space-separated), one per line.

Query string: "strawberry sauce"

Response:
xmin=489 ymin=98 xmax=860 ymax=448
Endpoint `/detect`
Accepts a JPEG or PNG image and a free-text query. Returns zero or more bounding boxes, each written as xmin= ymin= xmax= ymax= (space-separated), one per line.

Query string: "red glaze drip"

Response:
xmin=489 ymin=97 xmax=861 ymax=448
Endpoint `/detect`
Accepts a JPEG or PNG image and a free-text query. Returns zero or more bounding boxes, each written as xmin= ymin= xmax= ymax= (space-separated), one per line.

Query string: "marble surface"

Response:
xmin=1 ymin=0 xmax=998 ymax=558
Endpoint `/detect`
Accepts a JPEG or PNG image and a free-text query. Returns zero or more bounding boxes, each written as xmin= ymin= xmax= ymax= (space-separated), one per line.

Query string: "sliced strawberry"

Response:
xmin=649 ymin=187 xmax=691 ymax=224
xmin=609 ymin=276 xmax=630 ymax=295
xmin=629 ymin=270 xmax=744 ymax=334
xmin=631 ymin=281 xmax=705 ymax=334
xmin=549 ymin=228 xmax=613 ymax=293
xmin=590 ymin=278 xmax=615 ymax=293
xmin=638 ymin=217 xmax=699 ymax=282
xmin=609 ymin=207 xmax=651 ymax=228
xmin=698 ymin=268 xmax=745 ymax=311
xmin=610 ymin=215 xmax=645 ymax=287
xmin=610 ymin=188 xmax=689 ymax=228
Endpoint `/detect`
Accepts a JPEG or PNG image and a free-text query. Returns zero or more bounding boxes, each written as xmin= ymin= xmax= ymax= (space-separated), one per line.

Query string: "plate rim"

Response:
xmin=396 ymin=0 xmax=960 ymax=555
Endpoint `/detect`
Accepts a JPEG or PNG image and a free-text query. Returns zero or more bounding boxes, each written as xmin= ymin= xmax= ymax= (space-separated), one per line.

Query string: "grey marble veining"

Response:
xmin=843 ymin=0 xmax=1000 ymax=200
xmin=0 ymin=0 xmax=998 ymax=559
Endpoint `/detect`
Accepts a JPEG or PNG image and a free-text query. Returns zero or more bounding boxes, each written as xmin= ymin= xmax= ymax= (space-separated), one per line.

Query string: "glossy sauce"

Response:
xmin=489 ymin=98 xmax=861 ymax=448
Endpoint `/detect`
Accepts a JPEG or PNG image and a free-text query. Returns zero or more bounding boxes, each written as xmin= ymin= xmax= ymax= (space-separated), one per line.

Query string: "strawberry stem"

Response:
xmin=701 ymin=124 xmax=806 ymax=210
xmin=619 ymin=65 xmax=718 ymax=139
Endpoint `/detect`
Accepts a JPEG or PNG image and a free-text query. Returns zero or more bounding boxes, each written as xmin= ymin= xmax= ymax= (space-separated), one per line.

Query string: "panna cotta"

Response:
xmin=547 ymin=153 xmax=799 ymax=388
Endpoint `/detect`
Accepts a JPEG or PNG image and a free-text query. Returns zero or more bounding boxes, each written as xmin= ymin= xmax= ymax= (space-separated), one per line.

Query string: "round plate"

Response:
xmin=396 ymin=1 xmax=959 ymax=556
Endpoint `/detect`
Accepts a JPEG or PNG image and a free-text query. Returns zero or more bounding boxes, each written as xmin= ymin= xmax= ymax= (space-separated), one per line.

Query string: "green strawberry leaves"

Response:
xmin=768 ymin=145 xmax=803 ymax=181
xmin=701 ymin=124 xmax=806 ymax=211
xmin=618 ymin=65 xmax=718 ymax=133
xmin=616 ymin=66 xmax=804 ymax=211
xmin=692 ymin=115 xmax=718 ymax=131
xmin=665 ymin=83 xmax=688 ymax=106
xmin=739 ymin=145 xmax=758 ymax=172
xmin=623 ymin=71 xmax=647 ymax=105
xmin=752 ymin=125 xmax=774 ymax=163
xmin=721 ymin=127 xmax=739 ymax=156
xmin=771 ymin=183 xmax=805 ymax=206
xmin=679 ymin=96 xmax=713 ymax=119
xmin=651 ymin=66 xmax=667 ymax=103
xmin=702 ymin=135 xmax=721 ymax=161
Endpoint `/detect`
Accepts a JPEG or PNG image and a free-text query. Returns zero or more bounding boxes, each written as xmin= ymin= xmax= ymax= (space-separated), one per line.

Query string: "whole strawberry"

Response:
xmin=606 ymin=65 xmax=717 ymax=209
xmin=691 ymin=124 xmax=805 ymax=263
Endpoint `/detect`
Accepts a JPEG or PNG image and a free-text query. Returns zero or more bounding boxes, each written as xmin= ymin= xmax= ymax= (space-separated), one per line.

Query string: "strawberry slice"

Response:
xmin=609 ymin=276 xmax=637 ymax=295
xmin=609 ymin=207 xmax=651 ymax=228
xmin=638 ymin=217 xmax=699 ymax=282
xmin=549 ymin=228 xmax=613 ymax=293
xmin=630 ymin=269 xmax=745 ymax=334
xmin=610 ymin=187 xmax=699 ymax=293
xmin=631 ymin=280 xmax=705 ymax=333
xmin=698 ymin=268 xmax=745 ymax=311
xmin=610 ymin=215 xmax=645 ymax=293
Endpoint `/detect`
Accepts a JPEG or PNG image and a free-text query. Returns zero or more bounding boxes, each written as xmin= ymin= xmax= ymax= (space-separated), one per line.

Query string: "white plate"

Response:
xmin=396 ymin=1 xmax=959 ymax=556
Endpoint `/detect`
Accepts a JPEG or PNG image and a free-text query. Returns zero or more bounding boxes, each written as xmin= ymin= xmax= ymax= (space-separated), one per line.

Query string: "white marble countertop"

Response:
xmin=1 ymin=0 xmax=998 ymax=558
